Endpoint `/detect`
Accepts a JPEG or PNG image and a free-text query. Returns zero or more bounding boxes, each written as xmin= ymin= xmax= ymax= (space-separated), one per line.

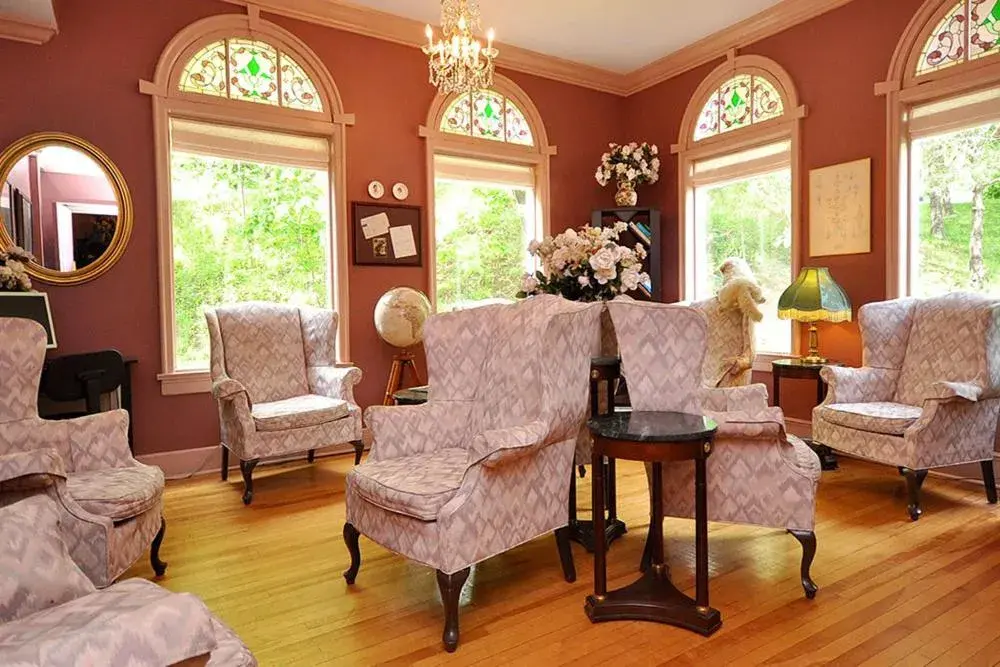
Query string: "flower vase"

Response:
xmin=615 ymin=181 xmax=638 ymax=207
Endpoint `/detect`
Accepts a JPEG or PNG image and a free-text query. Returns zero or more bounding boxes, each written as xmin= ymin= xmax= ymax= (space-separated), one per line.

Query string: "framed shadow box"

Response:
xmin=352 ymin=202 xmax=422 ymax=267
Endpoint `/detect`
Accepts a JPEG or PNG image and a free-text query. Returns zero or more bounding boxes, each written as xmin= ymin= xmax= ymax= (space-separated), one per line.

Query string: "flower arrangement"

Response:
xmin=517 ymin=222 xmax=650 ymax=302
xmin=0 ymin=246 xmax=34 ymax=292
xmin=595 ymin=142 xmax=660 ymax=189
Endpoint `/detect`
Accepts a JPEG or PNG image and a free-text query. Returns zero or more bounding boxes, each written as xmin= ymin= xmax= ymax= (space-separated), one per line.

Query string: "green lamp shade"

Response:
xmin=777 ymin=267 xmax=852 ymax=323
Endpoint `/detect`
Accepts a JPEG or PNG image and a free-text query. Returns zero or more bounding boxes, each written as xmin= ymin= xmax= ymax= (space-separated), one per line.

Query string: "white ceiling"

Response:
xmin=0 ymin=0 xmax=55 ymax=26
xmin=345 ymin=0 xmax=785 ymax=73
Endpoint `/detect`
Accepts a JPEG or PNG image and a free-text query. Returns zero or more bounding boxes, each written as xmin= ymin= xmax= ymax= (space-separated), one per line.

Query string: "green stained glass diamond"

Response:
xmin=729 ymin=90 xmax=744 ymax=109
xmin=247 ymin=54 xmax=261 ymax=77
xmin=484 ymin=101 xmax=495 ymax=118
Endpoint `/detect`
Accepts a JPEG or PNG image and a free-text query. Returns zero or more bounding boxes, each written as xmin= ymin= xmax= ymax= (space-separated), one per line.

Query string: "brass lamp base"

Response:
xmin=802 ymin=323 xmax=827 ymax=365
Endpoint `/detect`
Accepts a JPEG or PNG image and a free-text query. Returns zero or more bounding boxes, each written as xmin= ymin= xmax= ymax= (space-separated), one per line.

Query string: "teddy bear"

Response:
xmin=717 ymin=257 xmax=765 ymax=322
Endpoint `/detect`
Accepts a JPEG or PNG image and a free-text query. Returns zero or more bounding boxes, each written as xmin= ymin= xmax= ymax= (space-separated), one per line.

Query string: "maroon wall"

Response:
xmin=0 ymin=0 xmax=623 ymax=455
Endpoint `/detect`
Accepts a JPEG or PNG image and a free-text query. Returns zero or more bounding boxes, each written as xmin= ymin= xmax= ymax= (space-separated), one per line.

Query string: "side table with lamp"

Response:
xmin=775 ymin=267 xmax=853 ymax=471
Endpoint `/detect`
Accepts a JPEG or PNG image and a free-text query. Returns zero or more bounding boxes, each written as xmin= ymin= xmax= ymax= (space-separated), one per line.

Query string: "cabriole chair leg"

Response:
xmin=555 ymin=526 xmax=576 ymax=582
xmin=240 ymin=459 xmax=259 ymax=505
xmin=982 ymin=460 xmax=997 ymax=504
xmin=150 ymin=517 xmax=168 ymax=576
xmin=901 ymin=467 xmax=928 ymax=521
xmin=436 ymin=568 xmax=471 ymax=653
xmin=352 ymin=440 xmax=365 ymax=465
xmin=788 ymin=529 xmax=817 ymax=599
xmin=220 ymin=445 xmax=229 ymax=481
xmin=343 ymin=523 xmax=361 ymax=584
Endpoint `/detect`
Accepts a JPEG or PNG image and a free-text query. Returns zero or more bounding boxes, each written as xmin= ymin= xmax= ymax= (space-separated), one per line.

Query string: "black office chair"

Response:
xmin=40 ymin=350 xmax=127 ymax=418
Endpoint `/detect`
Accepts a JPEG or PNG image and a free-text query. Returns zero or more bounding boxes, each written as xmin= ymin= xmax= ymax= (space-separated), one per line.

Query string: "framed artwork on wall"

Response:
xmin=351 ymin=202 xmax=422 ymax=266
xmin=809 ymin=157 xmax=871 ymax=257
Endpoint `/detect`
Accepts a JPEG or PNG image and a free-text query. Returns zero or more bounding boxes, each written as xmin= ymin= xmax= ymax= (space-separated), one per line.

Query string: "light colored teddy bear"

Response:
xmin=717 ymin=257 xmax=765 ymax=322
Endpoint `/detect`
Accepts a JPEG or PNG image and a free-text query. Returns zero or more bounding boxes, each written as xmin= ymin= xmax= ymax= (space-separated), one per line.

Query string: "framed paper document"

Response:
xmin=809 ymin=157 xmax=871 ymax=257
xmin=352 ymin=202 xmax=422 ymax=266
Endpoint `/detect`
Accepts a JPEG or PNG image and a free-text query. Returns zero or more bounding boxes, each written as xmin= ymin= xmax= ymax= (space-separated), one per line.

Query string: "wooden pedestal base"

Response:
xmin=382 ymin=352 xmax=424 ymax=406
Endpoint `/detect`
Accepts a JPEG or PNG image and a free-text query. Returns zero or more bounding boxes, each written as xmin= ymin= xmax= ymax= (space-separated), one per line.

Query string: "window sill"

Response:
xmin=158 ymin=370 xmax=212 ymax=396
xmin=752 ymin=352 xmax=795 ymax=373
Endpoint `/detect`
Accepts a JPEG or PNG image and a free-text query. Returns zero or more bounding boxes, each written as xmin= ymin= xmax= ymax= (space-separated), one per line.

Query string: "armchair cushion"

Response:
xmin=350 ymin=448 xmax=469 ymax=521
xmin=65 ymin=465 xmax=164 ymax=522
xmin=0 ymin=495 xmax=96 ymax=623
xmin=819 ymin=401 xmax=923 ymax=436
xmin=251 ymin=394 xmax=350 ymax=432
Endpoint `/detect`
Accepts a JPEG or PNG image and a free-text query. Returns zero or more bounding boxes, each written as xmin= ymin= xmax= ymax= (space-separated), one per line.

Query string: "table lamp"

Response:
xmin=777 ymin=267 xmax=851 ymax=364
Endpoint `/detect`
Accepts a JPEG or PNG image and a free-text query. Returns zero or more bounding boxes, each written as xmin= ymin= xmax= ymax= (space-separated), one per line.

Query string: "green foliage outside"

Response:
xmin=171 ymin=153 xmax=329 ymax=369
xmin=917 ymin=200 xmax=1000 ymax=294
xmin=435 ymin=180 xmax=528 ymax=311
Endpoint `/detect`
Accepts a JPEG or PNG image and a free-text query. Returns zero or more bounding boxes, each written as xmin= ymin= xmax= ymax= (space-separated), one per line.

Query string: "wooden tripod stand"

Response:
xmin=382 ymin=351 xmax=425 ymax=405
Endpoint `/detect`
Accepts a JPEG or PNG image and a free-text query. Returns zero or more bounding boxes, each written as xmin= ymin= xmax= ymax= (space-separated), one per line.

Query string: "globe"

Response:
xmin=374 ymin=287 xmax=433 ymax=349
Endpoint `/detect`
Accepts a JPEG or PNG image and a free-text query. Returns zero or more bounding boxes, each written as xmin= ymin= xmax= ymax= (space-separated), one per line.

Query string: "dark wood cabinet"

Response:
xmin=590 ymin=207 xmax=662 ymax=302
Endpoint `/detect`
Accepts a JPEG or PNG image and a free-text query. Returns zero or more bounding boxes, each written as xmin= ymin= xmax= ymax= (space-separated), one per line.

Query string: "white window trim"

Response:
xmin=878 ymin=0 xmax=1000 ymax=298
xmin=673 ymin=52 xmax=807 ymax=358
xmin=419 ymin=74 xmax=556 ymax=311
xmin=140 ymin=10 xmax=355 ymax=395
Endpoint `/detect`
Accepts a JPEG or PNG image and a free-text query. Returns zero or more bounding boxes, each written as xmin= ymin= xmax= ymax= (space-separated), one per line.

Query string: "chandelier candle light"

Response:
xmin=423 ymin=0 xmax=499 ymax=95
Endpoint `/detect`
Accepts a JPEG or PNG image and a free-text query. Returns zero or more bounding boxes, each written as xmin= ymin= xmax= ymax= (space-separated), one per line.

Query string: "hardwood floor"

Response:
xmin=124 ymin=455 xmax=1000 ymax=666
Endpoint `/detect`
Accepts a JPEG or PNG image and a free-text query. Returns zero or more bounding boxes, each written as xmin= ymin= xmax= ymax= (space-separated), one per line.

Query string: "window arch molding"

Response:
xmin=673 ymin=53 xmax=806 ymax=318
xmin=140 ymin=10 xmax=355 ymax=394
xmin=880 ymin=0 xmax=1000 ymax=298
xmin=419 ymin=74 xmax=556 ymax=307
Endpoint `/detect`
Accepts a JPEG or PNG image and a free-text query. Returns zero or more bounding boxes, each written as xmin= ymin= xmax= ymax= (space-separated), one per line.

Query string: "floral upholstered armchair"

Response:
xmin=205 ymin=303 xmax=363 ymax=505
xmin=0 ymin=449 xmax=256 ymax=667
xmin=813 ymin=293 xmax=1000 ymax=520
xmin=343 ymin=295 xmax=602 ymax=652
xmin=0 ymin=318 xmax=166 ymax=589
xmin=607 ymin=300 xmax=822 ymax=598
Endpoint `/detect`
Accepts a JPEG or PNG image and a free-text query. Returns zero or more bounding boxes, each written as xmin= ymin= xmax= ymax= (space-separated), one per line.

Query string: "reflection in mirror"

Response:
xmin=1 ymin=145 xmax=119 ymax=272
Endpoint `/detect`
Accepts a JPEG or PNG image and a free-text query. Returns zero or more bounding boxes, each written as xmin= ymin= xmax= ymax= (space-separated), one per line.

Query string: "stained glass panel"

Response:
xmin=229 ymin=39 xmax=279 ymax=105
xmin=280 ymin=53 xmax=322 ymax=112
xmin=918 ymin=1 xmax=968 ymax=73
xmin=752 ymin=76 xmax=784 ymax=123
xmin=441 ymin=94 xmax=473 ymax=136
xmin=472 ymin=90 xmax=505 ymax=141
xmin=179 ymin=41 xmax=227 ymax=97
xmin=719 ymin=75 xmax=752 ymax=134
xmin=969 ymin=0 xmax=1000 ymax=60
xmin=504 ymin=98 xmax=534 ymax=145
xmin=694 ymin=91 xmax=721 ymax=140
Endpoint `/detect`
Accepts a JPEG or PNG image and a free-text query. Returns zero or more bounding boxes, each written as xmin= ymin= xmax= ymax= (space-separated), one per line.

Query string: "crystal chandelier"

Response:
xmin=422 ymin=0 xmax=499 ymax=95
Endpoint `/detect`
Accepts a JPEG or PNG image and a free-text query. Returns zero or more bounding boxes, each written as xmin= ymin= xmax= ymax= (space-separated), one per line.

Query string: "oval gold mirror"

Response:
xmin=0 ymin=132 xmax=133 ymax=285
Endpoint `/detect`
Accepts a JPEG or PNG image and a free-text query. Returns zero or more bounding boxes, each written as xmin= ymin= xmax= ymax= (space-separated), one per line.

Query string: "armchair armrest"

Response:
xmin=365 ymin=401 xmax=473 ymax=462
xmin=308 ymin=364 xmax=363 ymax=403
xmin=699 ymin=384 xmax=769 ymax=413
xmin=704 ymin=407 xmax=786 ymax=440
xmin=212 ymin=377 xmax=249 ymax=403
xmin=469 ymin=420 xmax=548 ymax=467
xmin=820 ymin=366 xmax=898 ymax=404
xmin=0 ymin=448 xmax=65 ymax=484
xmin=925 ymin=381 xmax=983 ymax=402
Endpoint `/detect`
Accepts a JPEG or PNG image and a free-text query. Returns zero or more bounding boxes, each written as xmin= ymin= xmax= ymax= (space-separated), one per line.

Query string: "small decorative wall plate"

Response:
xmin=368 ymin=180 xmax=385 ymax=199
xmin=392 ymin=182 xmax=409 ymax=201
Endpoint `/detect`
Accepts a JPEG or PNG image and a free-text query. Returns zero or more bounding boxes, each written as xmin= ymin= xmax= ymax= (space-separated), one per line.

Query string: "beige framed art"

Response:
xmin=808 ymin=157 xmax=871 ymax=257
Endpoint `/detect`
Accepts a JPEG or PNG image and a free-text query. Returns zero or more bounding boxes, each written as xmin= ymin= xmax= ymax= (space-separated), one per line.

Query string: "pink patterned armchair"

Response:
xmin=343 ymin=295 xmax=601 ymax=652
xmin=813 ymin=293 xmax=1000 ymax=520
xmin=607 ymin=300 xmax=822 ymax=598
xmin=0 ymin=449 xmax=255 ymax=667
xmin=205 ymin=303 xmax=363 ymax=505
xmin=0 ymin=318 xmax=166 ymax=588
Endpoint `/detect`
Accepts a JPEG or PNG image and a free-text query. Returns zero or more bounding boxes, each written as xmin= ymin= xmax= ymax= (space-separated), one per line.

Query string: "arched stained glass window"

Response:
xmin=178 ymin=38 xmax=323 ymax=112
xmin=918 ymin=0 xmax=1000 ymax=74
xmin=441 ymin=90 xmax=534 ymax=146
xmin=694 ymin=74 xmax=785 ymax=141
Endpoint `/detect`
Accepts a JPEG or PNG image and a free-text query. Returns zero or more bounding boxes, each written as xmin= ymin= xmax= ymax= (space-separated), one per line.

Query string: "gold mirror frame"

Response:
xmin=0 ymin=132 xmax=133 ymax=285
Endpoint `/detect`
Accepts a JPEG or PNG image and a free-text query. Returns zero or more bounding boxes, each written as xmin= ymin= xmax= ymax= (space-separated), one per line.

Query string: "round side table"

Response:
xmin=771 ymin=358 xmax=844 ymax=471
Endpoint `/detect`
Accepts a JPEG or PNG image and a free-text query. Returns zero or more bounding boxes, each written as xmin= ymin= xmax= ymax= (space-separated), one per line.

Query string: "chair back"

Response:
xmin=691 ymin=296 xmax=754 ymax=387
xmin=40 ymin=350 xmax=125 ymax=414
xmin=858 ymin=297 xmax=918 ymax=370
xmin=0 ymin=318 xmax=45 ymax=424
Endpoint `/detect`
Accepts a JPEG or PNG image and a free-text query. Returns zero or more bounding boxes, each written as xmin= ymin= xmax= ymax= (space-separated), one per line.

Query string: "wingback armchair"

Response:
xmin=607 ymin=300 xmax=822 ymax=598
xmin=205 ymin=303 xmax=363 ymax=505
xmin=343 ymin=295 xmax=601 ymax=652
xmin=813 ymin=292 xmax=1000 ymax=520
xmin=0 ymin=318 xmax=166 ymax=589
xmin=0 ymin=449 xmax=256 ymax=667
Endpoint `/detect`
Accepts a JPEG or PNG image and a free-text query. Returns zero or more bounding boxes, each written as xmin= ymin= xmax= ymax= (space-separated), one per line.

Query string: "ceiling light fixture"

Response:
xmin=422 ymin=0 xmax=499 ymax=95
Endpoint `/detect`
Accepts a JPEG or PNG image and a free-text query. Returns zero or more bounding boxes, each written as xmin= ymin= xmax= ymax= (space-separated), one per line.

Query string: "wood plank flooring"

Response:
xmin=123 ymin=455 xmax=1000 ymax=666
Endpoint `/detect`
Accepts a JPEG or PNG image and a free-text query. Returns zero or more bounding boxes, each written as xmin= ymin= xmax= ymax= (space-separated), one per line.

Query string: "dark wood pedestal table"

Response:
xmin=585 ymin=411 xmax=721 ymax=635
xmin=771 ymin=358 xmax=844 ymax=471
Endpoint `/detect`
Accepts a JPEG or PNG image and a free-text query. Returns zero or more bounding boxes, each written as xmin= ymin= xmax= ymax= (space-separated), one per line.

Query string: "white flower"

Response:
xmin=578 ymin=275 xmax=590 ymax=287
xmin=652 ymin=157 xmax=660 ymax=169
xmin=651 ymin=145 xmax=659 ymax=155
xmin=589 ymin=247 xmax=616 ymax=273
xmin=527 ymin=239 xmax=541 ymax=254
xmin=626 ymin=168 xmax=636 ymax=181
xmin=521 ymin=274 xmax=539 ymax=293
xmin=616 ymin=163 xmax=626 ymax=175
xmin=621 ymin=267 xmax=640 ymax=291
xmin=622 ymin=144 xmax=632 ymax=155
xmin=614 ymin=221 xmax=627 ymax=234
xmin=635 ymin=244 xmax=647 ymax=260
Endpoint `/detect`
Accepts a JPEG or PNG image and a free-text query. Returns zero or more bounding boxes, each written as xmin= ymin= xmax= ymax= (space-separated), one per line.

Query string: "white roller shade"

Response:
xmin=909 ymin=87 xmax=1000 ymax=138
xmin=170 ymin=118 xmax=330 ymax=170
xmin=434 ymin=154 xmax=535 ymax=188
xmin=691 ymin=140 xmax=791 ymax=186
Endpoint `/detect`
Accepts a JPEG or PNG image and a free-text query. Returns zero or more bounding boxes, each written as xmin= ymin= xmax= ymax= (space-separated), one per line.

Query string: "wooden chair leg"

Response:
xmin=788 ymin=530 xmax=818 ymax=599
xmin=902 ymin=467 xmax=928 ymax=521
xmin=220 ymin=445 xmax=229 ymax=481
xmin=554 ymin=526 xmax=576 ymax=583
xmin=436 ymin=568 xmax=470 ymax=653
xmin=307 ymin=449 xmax=315 ymax=463
xmin=240 ymin=459 xmax=259 ymax=506
xmin=982 ymin=460 xmax=998 ymax=504
xmin=343 ymin=523 xmax=361 ymax=584
xmin=150 ymin=517 xmax=168 ymax=576
xmin=352 ymin=440 xmax=364 ymax=465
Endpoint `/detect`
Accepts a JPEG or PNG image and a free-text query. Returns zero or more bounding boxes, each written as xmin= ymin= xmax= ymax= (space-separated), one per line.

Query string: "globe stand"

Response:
xmin=382 ymin=351 xmax=424 ymax=406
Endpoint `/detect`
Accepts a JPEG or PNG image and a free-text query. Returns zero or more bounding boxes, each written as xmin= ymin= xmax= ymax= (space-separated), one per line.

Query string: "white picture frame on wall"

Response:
xmin=809 ymin=157 xmax=871 ymax=257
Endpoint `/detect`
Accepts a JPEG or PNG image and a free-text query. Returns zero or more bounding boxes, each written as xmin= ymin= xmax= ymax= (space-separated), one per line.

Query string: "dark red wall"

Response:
xmin=0 ymin=0 xmax=622 ymax=455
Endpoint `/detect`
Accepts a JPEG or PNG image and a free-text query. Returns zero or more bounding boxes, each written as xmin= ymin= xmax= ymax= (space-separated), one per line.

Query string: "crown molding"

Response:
xmin=0 ymin=12 xmax=57 ymax=45
xmin=224 ymin=0 xmax=858 ymax=98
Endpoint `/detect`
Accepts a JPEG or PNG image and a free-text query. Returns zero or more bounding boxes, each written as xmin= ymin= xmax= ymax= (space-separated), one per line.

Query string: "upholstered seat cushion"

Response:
xmin=349 ymin=448 xmax=470 ymax=521
xmin=819 ymin=402 xmax=923 ymax=436
xmin=252 ymin=394 xmax=350 ymax=432
xmin=66 ymin=465 xmax=164 ymax=521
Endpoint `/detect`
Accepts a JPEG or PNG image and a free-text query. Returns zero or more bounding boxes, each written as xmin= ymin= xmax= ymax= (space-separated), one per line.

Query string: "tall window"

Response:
xmin=884 ymin=0 xmax=1000 ymax=298
xmin=422 ymin=76 xmax=554 ymax=310
xmin=677 ymin=57 xmax=804 ymax=357
xmin=143 ymin=16 xmax=351 ymax=394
